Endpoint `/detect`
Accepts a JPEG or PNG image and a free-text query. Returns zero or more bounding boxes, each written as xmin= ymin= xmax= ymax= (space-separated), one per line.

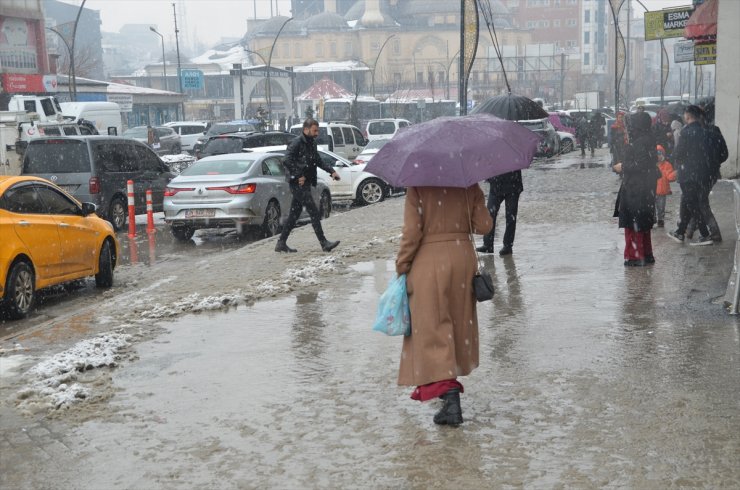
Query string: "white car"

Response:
xmin=557 ymin=131 xmax=576 ymax=153
xmin=315 ymin=149 xmax=392 ymax=205
xmin=353 ymin=138 xmax=391 ymax=165
xmin=164 ymin=121 xmax=209 ymax=153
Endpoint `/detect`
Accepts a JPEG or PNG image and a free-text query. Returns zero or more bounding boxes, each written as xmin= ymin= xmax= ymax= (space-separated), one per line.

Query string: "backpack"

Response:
xmin=705 ymin=125 xmax=728 ymax=171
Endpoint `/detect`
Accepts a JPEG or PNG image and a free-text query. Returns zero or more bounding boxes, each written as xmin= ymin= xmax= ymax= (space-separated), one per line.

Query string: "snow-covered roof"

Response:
xmin=190 ymin=45 xmax=253 ymax=71
xmin=106 ymin=81 xmax=179 ymax=96
xmin=293 ymin=60 xmax=370 ymax=73
xmin=296 ymin=78 xmax=352 ymax=101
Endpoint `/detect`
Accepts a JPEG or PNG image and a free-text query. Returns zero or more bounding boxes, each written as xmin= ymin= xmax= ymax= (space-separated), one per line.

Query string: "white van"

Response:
xmin=365 ymin=118 xmax=411 ymax=141
xmin=289 ymin=122 xmax=367 ymax=160
xmin=60 ymin=101 xmax=122 ymax=136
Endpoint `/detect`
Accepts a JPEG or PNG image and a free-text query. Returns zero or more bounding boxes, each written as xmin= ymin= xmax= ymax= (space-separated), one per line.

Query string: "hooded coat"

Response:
xmin=616 ymin=112 xmax=659 ymax=231
xmin=396 ymin=185 xmax=492 ymax=387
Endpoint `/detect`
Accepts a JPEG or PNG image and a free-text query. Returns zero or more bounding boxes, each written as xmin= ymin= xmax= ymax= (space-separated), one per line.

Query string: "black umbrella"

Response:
xmin=471 ymin=94 xmax=549 ymax=121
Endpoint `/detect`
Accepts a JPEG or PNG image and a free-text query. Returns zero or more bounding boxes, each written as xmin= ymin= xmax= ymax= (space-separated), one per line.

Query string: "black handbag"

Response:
xmin=473 ymin=269 xmax=494 ymax=302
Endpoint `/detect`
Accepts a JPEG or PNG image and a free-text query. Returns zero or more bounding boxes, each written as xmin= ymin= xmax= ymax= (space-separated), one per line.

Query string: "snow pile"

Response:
xmin=282 ymin=256 xmax=338 ymax=284
xmin=141 ymin=291 xmax=243 ymax=319
xmin=17 ymin=333 xmax=131 ymax=410
xmin=161 ymin=153 xmax=196 ymax=174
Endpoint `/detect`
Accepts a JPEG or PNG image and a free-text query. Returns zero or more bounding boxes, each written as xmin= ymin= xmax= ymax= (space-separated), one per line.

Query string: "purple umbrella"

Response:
xmin=365 ymin=114 xmax=542 ymax=188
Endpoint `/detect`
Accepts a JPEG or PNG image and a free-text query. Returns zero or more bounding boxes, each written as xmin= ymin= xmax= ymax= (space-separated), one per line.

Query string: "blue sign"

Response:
xmin=181 ymin=69 xmax=204 ymax=90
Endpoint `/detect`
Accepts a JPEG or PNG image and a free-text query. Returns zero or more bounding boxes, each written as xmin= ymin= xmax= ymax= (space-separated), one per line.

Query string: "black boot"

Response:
xmin=476 ymin=245 xmax=493 ymax=253
xmin=275 ymin=241 xmax=297 ymax=253
xmin=321 ymin=239 xmax=340 ymax=252
xmin=433 ymin=388 xmax=463 ymax=426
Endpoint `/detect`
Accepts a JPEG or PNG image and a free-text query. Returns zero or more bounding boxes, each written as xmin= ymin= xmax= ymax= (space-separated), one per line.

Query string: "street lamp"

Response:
xmin=370 ymin=34 xmax=396 ymax=98
xmin=266 ymin=17 xmax=293 ymax=125
xmin=149 ymin=27 xmax=167 ymax=91
xmin=46 ymin=27 xmax=73 ymax=99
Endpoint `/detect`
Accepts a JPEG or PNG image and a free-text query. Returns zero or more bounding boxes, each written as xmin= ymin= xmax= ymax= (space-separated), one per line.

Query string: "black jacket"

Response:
xmin=617 ymin=133 xmax=658 ymax=231
xmin=487 ymin=170 xmax=523 ymax=195
xmin=283 ymin=133 xmax=335 ymax=187
xmin=672 ymin=121 xmax=710 ymax=186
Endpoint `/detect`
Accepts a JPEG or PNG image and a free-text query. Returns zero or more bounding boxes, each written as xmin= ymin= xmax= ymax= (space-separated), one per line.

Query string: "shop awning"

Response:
xmin=684 ymin=0 xmax=717 ymax=39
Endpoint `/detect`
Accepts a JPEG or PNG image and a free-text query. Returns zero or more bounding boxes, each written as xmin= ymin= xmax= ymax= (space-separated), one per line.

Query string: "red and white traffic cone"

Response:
xmin=127 ymin=180 xmax=136 ymax=238
xmin=146 ymin=189 xmax=156 ymax=234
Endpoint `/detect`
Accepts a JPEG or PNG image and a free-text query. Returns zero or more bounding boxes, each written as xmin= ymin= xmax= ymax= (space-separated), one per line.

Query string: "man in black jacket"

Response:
xmin=668 ymin=105 xmax=713 ymax=245
xmin=476 ymin=170 xmax=522 ymax=256
xmin=276 ymin=118 xmax=341 ymax=253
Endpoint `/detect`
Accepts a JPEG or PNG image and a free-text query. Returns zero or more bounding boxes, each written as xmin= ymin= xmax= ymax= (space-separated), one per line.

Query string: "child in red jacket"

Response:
xmin=655 ymin=144 xmax=676 ymax=227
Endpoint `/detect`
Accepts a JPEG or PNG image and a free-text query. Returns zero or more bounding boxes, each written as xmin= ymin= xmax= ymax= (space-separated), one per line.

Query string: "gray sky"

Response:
xmin=82 ymin=0 xmax=691 ymax=48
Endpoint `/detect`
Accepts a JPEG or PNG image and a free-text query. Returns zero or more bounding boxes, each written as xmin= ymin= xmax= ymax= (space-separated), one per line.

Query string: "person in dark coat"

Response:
xmin=589 ymin=111 xmax=605 ymax=153
xmin=609 ymin=111 xmax=629 ymax=169
xmin=653 ymin=109 xmax=674 ymax=155
xmin=276 ymin=118 xmax=341 ymax=253
xmin=575 ymin=117 xmax=590 ymax=156
xmin=476 ymin=170 xmax=522 ymax=256
xmin=612 ymin=111 xmax=659 ymax=266
xmin=668 ymin=105 xmax=713 ymax=245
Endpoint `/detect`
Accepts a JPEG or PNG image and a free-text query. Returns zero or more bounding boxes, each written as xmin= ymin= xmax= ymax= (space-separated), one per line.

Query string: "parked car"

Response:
xmin=517 ymin=118 xmax=560 ymax=157
xmin=199 ymin=131 xmax=296 ymax=159
xmin=163 ymin=121 xmax=209 ymax=153
xmin=122 ymin=126 xmax=182 ymax=155
xmin=163 ymin=152 xmax=332 ymax=241
xmin=353 ymin=138 xmax=390 ymax=165
xmin=289 ymin=122 xmax=367 ymax=161
xmin=273 ymin=148 xmax=395 ymax=206
xmin=22 ymin=136 xmax=174 ymax=231
xmin=365 ymin=118 xmax=411 ymax=141
xmin=548 ymin=112 xmax=577 ymax=135
xmin=0 ymin=175 xmax=119 ymax=319
xmin=192 ymin=120 xmax=259 ymax=157
xmin=557 ymin=131 xmax=576 ymax=153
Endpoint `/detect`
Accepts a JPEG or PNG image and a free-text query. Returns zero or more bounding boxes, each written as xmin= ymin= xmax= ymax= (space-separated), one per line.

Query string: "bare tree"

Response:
xmin=57 ymin=43 xmax=99 ymax=79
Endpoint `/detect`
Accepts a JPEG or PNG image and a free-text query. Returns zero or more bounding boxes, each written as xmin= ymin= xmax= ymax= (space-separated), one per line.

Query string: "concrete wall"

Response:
xmin=715 ymin=0 xmax=740 ymax=179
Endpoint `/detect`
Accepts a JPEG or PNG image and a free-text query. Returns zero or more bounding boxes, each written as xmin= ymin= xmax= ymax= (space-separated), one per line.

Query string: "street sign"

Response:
xmin=644 ymin=6 xmax=694 ymax=41
xmin=694 ymin=42 xmax=716 ymax=65
xmin=180 ymin=69 xmax=204 ymax=90
xmin=674 ymin=40 xmax=694 ymax=63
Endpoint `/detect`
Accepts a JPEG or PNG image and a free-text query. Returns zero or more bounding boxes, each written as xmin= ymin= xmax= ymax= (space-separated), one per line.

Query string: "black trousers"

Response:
xmin=686 ymin=176 xmax=721 ymax=239
xmin=482 ymin=191 xmax=520 ymax=249
xmin=676 ymin=181 xmax=709 ymax=237
xmin=278 ymin=184 xmax=325 ymax=243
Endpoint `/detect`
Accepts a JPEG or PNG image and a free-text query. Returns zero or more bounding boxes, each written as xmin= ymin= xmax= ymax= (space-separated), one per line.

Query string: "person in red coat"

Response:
xmin=655 ymin=145 xmax=676 ymax=227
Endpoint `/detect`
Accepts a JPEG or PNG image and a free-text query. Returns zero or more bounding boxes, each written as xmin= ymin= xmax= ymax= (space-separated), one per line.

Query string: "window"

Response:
xmin=527 ymin=20 xmax=536 ymax=28
xmin=36 ymin=185 xmax=79 ymax=215
xmin=330 ymin=41 xmax=337 ymax=58
xmin=538 ymin=20 xmax=549 ymax=28
xmin=351 ymin=127 xmax=364 ymax=145
xmin=43 ymin=127 xmax=61 ymax=136
xmin=584 ymin=53 xmax=590 ymax=66
xmin=554 ymin=19 xmax=561 ymax=27
xmin=134 ymin=145 xmax=162 ymax=172
xmin=23 ymin=140 xmax=91 ymax=174
xmin=584 ymin=32 xmax=590 ymax=43
xmin=341 ymin=127 xmax=354 ymax=145
xmin=294 ymin=43 xmax=302 ymax=58
xmin=393 ymin=39 xmax=400 ymax=55
xmin=40 ymin=98 xmax=56 ymax=117
xmin=282 ymin=42 xmax=289 ymax=58
xmin=416 ymin=72 xmax=424 ymax=84
xmin=331 ymin=127 xmax=344 ymax=145
xmin=567 ymin=40 xmax=578 ymax=48
xmin=62 ymin=126 xmax=78 ymax=136
xmin=344 ymin=41 xmax=353 ymax=57
xmin=315 ymin=42 xmax=323 ymax=57
xmin=262 ymin=157 xmax=284 ymax=176
xmin=3 ymin=184 xmax=44 ymax=214
xmin=567 ymin=18 xmax=577 ymax=27
xmin=584 ymin=10 xmax=590 ymax=23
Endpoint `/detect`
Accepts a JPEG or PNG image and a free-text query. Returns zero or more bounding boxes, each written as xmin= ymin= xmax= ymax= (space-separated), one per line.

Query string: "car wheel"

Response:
xmin=95 ymin=240 xmax=114 ymax=288
xmin=561 ymin=138 xmax=573 ymax=153
xmin=4 ymin=261 xmax=34 ymax=319
xmin=319 ymin=191 xmax=331 ymax=219
xmin=108 ymin=196 xmax=127 ymax=232
xmin=262 ymin=200 xmax=281 ymax=237
xmin=171 ymin=225 xmax=195 ymax=242
xmin=356 ymin=178 xmax=385 ymax=205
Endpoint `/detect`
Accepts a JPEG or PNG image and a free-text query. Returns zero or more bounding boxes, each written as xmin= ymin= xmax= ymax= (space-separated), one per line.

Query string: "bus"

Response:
xmin=322 ymin=97 xmax=381 ymax=132
xmin=380 ymin=99 xmax=457 ymax=123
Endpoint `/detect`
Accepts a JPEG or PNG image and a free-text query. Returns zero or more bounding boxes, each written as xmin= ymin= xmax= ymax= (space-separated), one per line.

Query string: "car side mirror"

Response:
xmin=81 ymin=202 xmax=97 ymax=216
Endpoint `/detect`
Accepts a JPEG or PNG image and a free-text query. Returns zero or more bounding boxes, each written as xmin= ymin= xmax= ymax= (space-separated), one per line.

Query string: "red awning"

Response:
xmin=684 ymin=0 xmax=718 ymax=39
xmin=296 ymin=78 xmax=351 ymax=101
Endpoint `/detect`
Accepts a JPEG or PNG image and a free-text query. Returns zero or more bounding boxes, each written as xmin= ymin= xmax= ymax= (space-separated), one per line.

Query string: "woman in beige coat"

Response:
xmin=396 ymin=185 xmax=493 ymax=426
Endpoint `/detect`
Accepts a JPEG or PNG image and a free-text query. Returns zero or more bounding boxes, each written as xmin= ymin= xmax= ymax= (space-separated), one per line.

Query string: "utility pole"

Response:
xmin=172 ymin=3 xmax=184 ymax=118
xmin=560 ymin=52 xmax=565 ymax=108
xmin=459 ymin=1 xmax=466 ymax=115
xmin=625 ymin=0 xmax=631 ymax=107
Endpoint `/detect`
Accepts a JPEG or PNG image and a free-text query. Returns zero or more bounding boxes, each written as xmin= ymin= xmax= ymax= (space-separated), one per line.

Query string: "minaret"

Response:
xmin=361 ymin=0 xmax=384 ymax=26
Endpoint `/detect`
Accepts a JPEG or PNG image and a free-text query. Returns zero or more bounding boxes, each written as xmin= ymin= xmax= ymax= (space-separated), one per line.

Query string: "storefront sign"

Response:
xmin=1 ymin=73 xmax=46 ymax=93
xmin=694 ymin=42 xmax=716 ymax=65
xmin=107 ymin=93 xmax=133 ymax=112
xmin=674 ymin=40 xmax=694 ymax=63
xmin=644 ymin=6 xmax=694 ymax=41
xmin=180 ymin=69 xmax=204 ymax=90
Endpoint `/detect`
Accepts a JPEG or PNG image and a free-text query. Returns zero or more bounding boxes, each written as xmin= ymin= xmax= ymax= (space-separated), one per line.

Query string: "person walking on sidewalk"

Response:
xmin=668 ymin=105 xmax=713 ymax=246
xmin=396 ymin=185 xmax=492 ymax=426
xmin=610 ymin=112 xmax=629 ymax=170
xmin=477 ymin=170 xmax=522 ymax=256
xmin=612 ymin=111 xmax=659 ymax=266
xmin=275 ymin=118 xmax=341 ymax=253
xmin=655 ymin=145 xmax=676 ymax=228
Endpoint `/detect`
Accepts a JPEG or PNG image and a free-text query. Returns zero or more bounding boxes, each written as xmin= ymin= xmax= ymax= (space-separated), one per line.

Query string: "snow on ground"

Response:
xmin=16 ymin=333 xmax=132 ymax=412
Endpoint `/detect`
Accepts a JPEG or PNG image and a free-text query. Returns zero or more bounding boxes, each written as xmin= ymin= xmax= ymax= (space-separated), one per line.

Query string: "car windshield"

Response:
xmin=364 ymin=139 xmax=390 ymax=150
xmin=368 ymin=121 xmax=396 ymax=135
xmin=181 ymin=158 xmax=256 ymax=176
xmin=23 ymin=139 xmax=90 ymax=173
xmin=206 ymin=123 xmax=256 ymax=137
xmin=202 ymin=137 xmax=243 ymax=155
xmin=123 ymin=127 xmax=148 ymax=138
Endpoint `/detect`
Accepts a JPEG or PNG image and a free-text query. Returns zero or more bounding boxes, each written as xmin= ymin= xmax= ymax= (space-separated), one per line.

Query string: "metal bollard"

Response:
xmin=127 ymin=180 xmax=136 ymax=238
xmin=146 ymin=189 xmax=156 ymax=234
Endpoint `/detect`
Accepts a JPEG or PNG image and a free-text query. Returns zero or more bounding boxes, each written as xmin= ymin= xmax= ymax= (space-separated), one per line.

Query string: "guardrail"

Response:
xmin=729 ymin=179 xmax=740 ymax=314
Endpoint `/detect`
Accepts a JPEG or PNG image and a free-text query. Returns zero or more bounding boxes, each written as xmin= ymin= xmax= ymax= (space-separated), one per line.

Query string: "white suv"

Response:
xmin=365 ymin=118 xmax=411 ymax=141
xmin=289 ymin=122 xmax=367 ymax=161
xmin=164 ymin=121 xmax=209 ymax=153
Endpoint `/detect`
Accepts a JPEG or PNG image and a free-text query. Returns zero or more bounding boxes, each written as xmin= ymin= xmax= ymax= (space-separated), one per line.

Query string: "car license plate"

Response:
xmin=185 ymin=209 xmax=216 ymax=218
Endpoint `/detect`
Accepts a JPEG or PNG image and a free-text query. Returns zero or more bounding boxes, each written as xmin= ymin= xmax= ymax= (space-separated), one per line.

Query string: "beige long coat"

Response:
xmin=396 ymin=186 xmax=493 ymax=387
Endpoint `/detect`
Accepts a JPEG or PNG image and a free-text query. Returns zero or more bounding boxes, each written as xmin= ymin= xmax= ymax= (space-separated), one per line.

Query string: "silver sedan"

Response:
xmin=163 ymin=153 xmax=332 ymax=241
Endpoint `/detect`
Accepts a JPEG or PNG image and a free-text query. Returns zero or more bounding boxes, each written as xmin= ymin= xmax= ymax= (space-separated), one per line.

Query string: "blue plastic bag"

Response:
xmin=372 ymin=274 xmax=411 ymax=336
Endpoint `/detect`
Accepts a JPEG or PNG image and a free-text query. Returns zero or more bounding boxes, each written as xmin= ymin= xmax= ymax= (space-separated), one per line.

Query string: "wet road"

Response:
xmin=1 ymin=148 xmax=739 ymax=488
